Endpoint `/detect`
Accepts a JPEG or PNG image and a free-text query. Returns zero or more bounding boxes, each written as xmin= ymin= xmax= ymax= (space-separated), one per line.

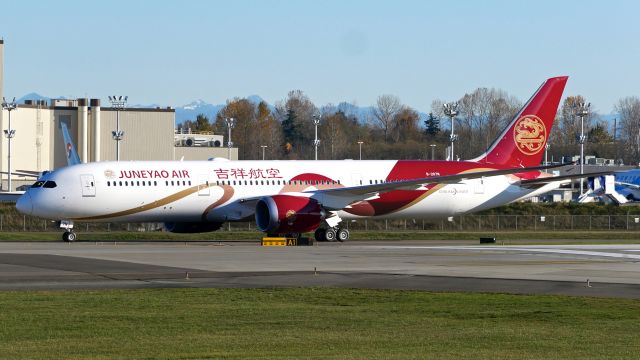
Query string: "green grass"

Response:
xmin=1 ymin=230 xmax=640 ymax=244
xmin=0 ymin=288 xmax=638 ymax=359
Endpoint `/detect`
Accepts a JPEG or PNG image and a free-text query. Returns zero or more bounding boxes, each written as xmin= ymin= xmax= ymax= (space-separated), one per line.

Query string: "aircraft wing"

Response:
xmin=312 ymin=162 xmax=568 ymax=197
xmin=615 ymin=181 xmax=640 ymax=190
xmin=0 ymin=170 xmax=40 ymax=178
xmin=518 ymin=170 xmax=615 ymax=189
xmin=303 ymin=162 xmax=569 ymax=210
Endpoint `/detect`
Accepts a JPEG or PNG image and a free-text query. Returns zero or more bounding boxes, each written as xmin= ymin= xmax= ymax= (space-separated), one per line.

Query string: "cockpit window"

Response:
xmin=31 ymin=181 xmax=45 ymax=188
xmin=43 ymin=181 xmax=57 ymax=188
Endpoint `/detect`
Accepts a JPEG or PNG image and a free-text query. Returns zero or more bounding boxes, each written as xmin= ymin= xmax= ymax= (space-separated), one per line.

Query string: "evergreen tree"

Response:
xmin=424 ymin=112 xmax=440 ymax=136
xmin=281 ymin=107 xmax=298 ymax=144
xmin=195 ymin=114 xmax=213 ymax=132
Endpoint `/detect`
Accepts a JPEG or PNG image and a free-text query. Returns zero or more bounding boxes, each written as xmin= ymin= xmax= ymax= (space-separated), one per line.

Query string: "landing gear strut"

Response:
xmin=58 ymin=220 xmax=76 ymax=242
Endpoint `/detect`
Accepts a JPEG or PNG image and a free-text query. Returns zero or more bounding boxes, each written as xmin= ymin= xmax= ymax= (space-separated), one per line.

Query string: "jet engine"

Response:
xmin=164 ymin=221 xmax=223 ymax=233
xmin=255 ymin=195 xmax=324 ymax=234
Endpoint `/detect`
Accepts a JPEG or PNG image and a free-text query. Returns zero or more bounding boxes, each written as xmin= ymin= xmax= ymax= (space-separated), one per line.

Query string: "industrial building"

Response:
xmin=0 ymin=39 xmax=236 ymax=191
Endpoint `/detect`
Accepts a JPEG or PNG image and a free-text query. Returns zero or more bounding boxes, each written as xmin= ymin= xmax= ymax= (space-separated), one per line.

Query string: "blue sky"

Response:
xmin=1 ymin=0 xmax=639 ymax=114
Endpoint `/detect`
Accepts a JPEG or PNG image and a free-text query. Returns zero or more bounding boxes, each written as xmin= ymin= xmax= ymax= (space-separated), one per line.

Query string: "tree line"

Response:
xmin=177 ymin=88 xmax=640 ymax=165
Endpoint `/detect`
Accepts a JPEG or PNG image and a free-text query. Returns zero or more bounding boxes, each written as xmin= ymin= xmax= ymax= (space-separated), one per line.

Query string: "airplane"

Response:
xmin=16 ymin=76 xmax=608 ymax=242
xmin=579 ymin=169 xmax=640 ymax=204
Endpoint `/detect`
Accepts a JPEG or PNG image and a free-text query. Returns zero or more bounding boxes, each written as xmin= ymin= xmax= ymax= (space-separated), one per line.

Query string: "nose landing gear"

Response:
xmin=58 ymin=220 xmax=76 ymax=242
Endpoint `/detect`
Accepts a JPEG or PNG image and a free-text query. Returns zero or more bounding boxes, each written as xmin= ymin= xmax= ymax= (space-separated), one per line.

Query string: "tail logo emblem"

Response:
xmin=513 ymin=115 xmax=546 ymax=155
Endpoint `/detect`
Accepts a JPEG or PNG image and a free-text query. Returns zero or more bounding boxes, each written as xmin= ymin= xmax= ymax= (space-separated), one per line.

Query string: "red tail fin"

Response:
xmin=472 ymin=76 xmax=568 ymax=167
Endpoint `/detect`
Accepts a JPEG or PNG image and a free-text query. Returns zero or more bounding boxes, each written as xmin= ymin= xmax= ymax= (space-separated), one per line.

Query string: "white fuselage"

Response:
xmin=18 ymin=159 xmax=554 ymax=224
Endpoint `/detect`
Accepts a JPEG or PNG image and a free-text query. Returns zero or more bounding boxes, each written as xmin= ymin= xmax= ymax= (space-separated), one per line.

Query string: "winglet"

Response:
xmin=60 ymin=122 xmax=81 ymax=166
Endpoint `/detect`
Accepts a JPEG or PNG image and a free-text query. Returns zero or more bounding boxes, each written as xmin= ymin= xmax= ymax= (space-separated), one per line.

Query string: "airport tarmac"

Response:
xmin=0 ymin=240 xmax=639 ymax=298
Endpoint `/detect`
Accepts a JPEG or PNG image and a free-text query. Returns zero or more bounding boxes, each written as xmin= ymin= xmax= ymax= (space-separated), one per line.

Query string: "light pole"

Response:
xmin=108 ymin=95 xmax=127 ymax=161
xmin=312 ymin=114 xmax=320 ymax=160
xmin=430 ymin=144 xmax=436 ymax=160
xmin=261 ymin=145 xmax=267 ymax=160
xmin=225 ymin=117 xmax=235 ymax=160
xmin=2 ymin=97 xmax=17 ymax=191
xmin=544 ymin=143 xmax=550 ymax=166
xmin=357 ymin=141 xmax=363 ymax=160
xmin=443 ymin=102 xmax=459 ymax=161
xmin=575 ymin=102 xmax=590 ymax=194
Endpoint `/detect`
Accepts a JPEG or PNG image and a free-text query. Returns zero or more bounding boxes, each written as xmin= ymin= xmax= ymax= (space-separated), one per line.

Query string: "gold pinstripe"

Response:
xmin=72 ymin=183 xmax=217 ymax=221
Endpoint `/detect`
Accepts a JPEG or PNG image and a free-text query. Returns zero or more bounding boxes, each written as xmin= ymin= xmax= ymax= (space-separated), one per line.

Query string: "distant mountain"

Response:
xmin=17 ymin=93 xmax=51 ymax=103
xmin=174 ymin=99 xmax=225 ymax=124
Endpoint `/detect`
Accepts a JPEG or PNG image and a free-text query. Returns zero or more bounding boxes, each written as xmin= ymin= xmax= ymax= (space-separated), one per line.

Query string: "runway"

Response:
xmin=1 ymin=241 xmax=640 ymax=298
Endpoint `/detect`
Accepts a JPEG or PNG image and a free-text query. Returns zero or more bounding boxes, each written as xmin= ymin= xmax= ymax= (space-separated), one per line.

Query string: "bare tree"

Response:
xmin=392 ymin=106 xmax=420 ymax=143
xmin=372 ymin=94 xmax=402 ymax=142
xmin=615 ymin=96 xmax=640 ymax=164
xmin=275 ymin=90 xmax=317 ymax=159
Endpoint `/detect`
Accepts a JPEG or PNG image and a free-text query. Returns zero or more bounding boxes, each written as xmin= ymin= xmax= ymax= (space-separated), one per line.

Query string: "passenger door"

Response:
xmin=80 ymin=174 xmax=96 ymax=197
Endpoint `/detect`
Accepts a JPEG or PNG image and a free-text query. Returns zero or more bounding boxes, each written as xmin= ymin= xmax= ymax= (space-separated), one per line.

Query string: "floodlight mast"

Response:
xmin=357 ymin=141 xmax=364 ymax=160
xmin=225 ymin=117 xmax=235 ymax=160
xmin=443 ymin=102 xmax=459 ymax=161
xmin=312 ymin=114 xmax=321 ymax=160
xmin=2 ymin=97 xmax=17 ymax=191
xmin=108 ymin=95 xmax=128 ymax=161
xmin=575 ymin=102 xmax=590 ymax=195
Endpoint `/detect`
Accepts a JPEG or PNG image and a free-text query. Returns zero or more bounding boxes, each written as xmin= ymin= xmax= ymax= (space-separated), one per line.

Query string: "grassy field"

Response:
xmin=0 ymin=288 xmax=638 ymax=359
xmin=1 ymin=230 xmax=640 ymax=243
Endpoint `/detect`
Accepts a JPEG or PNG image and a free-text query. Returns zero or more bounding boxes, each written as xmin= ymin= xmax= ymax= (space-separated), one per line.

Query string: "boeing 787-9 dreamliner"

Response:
xmin=17 ymin=76 xmax=598 ymax=241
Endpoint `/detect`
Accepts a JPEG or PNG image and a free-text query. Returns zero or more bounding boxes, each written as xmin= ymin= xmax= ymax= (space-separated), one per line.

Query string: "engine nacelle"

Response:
xmin=255 ymin=195 xmax=324 ymax=234
xmin=164 ymin=221 xmax=223 ymax=233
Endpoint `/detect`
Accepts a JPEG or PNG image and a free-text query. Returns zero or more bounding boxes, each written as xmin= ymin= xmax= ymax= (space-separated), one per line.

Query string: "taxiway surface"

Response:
xmin=1 ymin=241 xmax=639 ymax=298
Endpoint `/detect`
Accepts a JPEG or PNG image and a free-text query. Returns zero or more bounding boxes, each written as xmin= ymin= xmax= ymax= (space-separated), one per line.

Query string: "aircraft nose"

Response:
xmin=16 ymin=192 xmax=33 ymax=215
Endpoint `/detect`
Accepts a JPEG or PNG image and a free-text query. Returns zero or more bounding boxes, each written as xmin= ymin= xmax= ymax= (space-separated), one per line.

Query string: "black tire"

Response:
xmin=337 ymin=228 xmax=350 ymax=242
xmin=62 ymin=231 xmax=76 ymax=242
xmin=314 ymin=228 xmax=326 ymax=242
xmin=324 ymin=228 xmax=337 ymax=242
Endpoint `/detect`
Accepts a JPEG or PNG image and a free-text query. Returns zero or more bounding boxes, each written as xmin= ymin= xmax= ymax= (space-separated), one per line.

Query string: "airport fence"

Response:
xmin=4 ymin=214 xmax=640 ymax=232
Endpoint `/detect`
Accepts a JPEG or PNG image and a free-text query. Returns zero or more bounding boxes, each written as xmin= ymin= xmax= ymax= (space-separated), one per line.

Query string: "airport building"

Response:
xmin=0 ymin=39 xmax=236 ymax=191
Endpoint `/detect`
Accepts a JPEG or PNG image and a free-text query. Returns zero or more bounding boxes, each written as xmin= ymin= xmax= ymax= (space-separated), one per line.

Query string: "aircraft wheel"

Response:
xmin=337 ymin=228 xmax=350 ymax=242
xmin=62 ymin=231 xmax=76 ymax=242
xmin=324 ymin=228 xmax=337 ymax=242
xmin=314 ymin=228 xmax=326 ymax=242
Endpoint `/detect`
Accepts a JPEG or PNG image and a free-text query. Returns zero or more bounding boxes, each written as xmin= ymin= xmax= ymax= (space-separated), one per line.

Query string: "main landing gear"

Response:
xmin=314 ymin=227 xmax=350 ymax=242
xmin=58 ymin=220 xmax=76 ymax=242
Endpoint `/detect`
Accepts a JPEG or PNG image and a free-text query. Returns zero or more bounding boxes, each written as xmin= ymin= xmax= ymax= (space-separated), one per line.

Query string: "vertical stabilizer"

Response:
xmin=472 ymin=76 xmax=568 ymax=167
xmin=60 ymin=122 xmax=81 ymax=166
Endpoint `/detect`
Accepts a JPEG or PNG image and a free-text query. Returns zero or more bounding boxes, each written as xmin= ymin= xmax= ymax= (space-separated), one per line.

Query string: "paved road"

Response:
xmin=1 ymin=241 xmax=639 ymax=298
